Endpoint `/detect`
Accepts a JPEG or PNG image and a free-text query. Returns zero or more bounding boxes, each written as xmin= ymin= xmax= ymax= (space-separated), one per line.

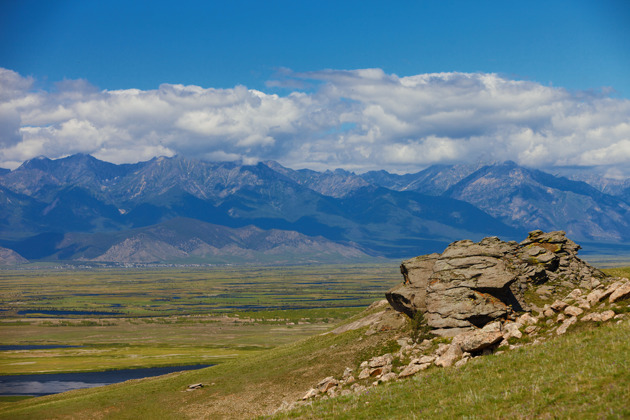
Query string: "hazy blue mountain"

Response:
xmin=264 ymin=161 xmax=370 ymax=197
xmin=2 ymin=154 xmax=628 ymax=263
xmin=31 ymin=218 xmax=370 ymax=264
xmin=360 ymin=163 xmax=482 ymax=195
xmin=444 ymin=162 xmax=630 ymax=243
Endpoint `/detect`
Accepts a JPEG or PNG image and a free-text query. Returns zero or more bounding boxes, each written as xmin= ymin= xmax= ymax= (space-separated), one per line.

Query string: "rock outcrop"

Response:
xmin=386 ymin=230 xmax=604 ymax=335
xmin=278 ymin=263 xmax=629 ymax=415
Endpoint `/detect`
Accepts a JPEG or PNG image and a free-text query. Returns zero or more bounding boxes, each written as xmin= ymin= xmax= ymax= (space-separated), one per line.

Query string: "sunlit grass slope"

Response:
xmin=276 ymin=321 xmax=630 ymax=419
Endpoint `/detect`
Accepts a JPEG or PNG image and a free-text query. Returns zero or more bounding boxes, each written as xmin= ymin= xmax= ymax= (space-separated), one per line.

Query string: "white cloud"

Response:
xmin=0 ymin=67 xmax=629 ymax=176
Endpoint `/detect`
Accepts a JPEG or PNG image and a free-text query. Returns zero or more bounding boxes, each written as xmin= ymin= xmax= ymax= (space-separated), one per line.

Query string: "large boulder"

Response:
xmin=386 ymin=230 xmax=604 ymax=334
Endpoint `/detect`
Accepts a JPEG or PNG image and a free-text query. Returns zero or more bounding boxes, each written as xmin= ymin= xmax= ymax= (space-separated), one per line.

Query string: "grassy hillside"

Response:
xmin=1 ymin=303 xmax=628 ymax=419
xmin=276 ymin=320 xmax=629 ymax=419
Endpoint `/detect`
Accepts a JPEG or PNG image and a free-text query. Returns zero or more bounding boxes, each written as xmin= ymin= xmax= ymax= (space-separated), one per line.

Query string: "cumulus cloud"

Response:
xmin=0 ymin=67 xmax=629 ymax=177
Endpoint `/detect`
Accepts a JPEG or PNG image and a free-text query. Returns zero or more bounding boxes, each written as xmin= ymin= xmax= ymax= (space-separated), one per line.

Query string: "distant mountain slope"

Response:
xmin=38 ymin=218 xmax=369 ymax=264
xmin=360 ymin=164 xmax=481 ymax=195
xmin=444 ymin=162 xmax=630 ymax=242
xmin=264 ymin=161 xmax=369 ymax=198
xmin=0 ymin=246 xmax=28 ymax=265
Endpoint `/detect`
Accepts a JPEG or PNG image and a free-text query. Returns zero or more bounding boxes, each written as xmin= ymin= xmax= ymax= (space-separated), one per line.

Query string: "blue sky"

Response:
xmin=0 ymin=1 xmax=629 ymax=174
xmin=2 ymin=0 xmax=628 ymax=94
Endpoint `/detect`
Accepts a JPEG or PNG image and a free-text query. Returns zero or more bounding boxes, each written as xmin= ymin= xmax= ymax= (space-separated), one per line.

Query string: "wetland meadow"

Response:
xmin=0 ymin=264 xmax=400 ymax=397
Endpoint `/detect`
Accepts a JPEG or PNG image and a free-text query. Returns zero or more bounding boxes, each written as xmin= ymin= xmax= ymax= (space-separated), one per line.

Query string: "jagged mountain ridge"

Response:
xmin=443 ymin=162 xmax=630 ymax=242
xmin=1 ymin=154 xmax=630 ymax=263
xmin=0 ymin=155 xmax=520 ymax=261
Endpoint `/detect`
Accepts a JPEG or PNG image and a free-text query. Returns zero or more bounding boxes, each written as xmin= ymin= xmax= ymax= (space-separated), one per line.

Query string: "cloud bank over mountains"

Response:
xmin=1 ymin=67 xmax=629 ymax=175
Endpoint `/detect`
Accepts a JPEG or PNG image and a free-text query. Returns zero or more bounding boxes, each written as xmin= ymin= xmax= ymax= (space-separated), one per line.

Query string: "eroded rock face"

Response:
xmin=386 ymin=230 xmax=604 ymax=334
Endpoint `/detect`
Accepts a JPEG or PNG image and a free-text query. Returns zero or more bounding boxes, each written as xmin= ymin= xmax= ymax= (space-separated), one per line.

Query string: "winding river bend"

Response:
xmin=0 ymin=365 xmax=212 ymax=396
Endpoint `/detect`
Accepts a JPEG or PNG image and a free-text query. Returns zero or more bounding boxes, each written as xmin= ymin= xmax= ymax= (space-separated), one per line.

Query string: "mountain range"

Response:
xmin=1 ymin=154 xmax=630 ymax=265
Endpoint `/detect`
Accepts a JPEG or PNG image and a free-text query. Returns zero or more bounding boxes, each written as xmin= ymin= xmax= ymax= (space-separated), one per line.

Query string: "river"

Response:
xmin=0 ymin=365 xmax=212 ymax=396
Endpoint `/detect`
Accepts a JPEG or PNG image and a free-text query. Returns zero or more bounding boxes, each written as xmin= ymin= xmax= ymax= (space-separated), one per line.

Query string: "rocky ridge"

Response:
xmin=386 ymin=230 xmax=604 ymax=336
xmin=274 ymin=231 xmax=630 ymax=414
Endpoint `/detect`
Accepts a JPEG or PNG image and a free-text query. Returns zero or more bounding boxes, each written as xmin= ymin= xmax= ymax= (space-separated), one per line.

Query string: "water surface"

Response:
xmin=0 ymin=365 xmax=212 ymax=396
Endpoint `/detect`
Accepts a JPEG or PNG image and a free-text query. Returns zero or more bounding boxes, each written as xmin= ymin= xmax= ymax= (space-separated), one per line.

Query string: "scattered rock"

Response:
xmin=453 ymin=329 xmax=503 ymax=353
xmin=609 ymin=280 xmax=630 ymax=303
xmin=556 ymin=316 xmax=577 ymax=335
xmin=301 ymin=388 xmax=318 ymax=400
xmin=186 ymin=383 xmax=204 ymax=391
xmin=586 ymin=289 xmax=606 ymax=306
xmin=551 ymin=300 xmax=569 ymax=312
xmin=358 ymin=368 xmax=370 ymax=380
xmin=316 ymin=377 xmax=338 ymax=393
xmin=566 ymin=289 xmax=583 ymax=301
xmin=600 ymin=310 xmax=616 ymax=322
xmin=580 ymin=312 xmax=601 ymax=322
xmin=434 ymin=343 xmax=463 ymax=367
xmin=564 ymin=306 xmax=584 ymax=317
xmin=502 ymin=322 xmax=523 ymax=340
xmin=516 ymin=313 xmax=538 ymax=326
xmin=368 ymin=354 xmax=393 ymax=368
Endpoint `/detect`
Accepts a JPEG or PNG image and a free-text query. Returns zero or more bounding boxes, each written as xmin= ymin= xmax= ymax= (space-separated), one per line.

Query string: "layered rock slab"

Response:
xmin=386 ymin=230 xmax=604 ymax=334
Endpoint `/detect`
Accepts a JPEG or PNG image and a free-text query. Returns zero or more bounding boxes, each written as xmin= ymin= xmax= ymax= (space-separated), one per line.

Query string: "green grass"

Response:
xmin=277 ymin=322 xmax=630 ymax=420
xmin=602 ymin=266 xmax=630 ymax=278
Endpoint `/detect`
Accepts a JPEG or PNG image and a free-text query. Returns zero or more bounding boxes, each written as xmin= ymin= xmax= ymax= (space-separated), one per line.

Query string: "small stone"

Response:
xmin=576 ymin=298 xmax=591 ymax=310
xmin=543 ymin=308 xmax=555 ymax=318
xmin=580 ymin=313 xmax=601 ymax=322
xmin=316 ymin=377 xmax=338 ymax=393
xmin=556 ymin=313 xmax=565 ymax=323
xmin=452 ymin=330 xmax=503 ymax=352
xmin=586 ymin=289 xmax=605 ymax=306
xmin=502 ymin=322 xmax=523 ymax=340
xmin=369 ymin=367 xmax=383 ymax=377
xmin=516 ymin=313 xmax=538 ymax=326
xmin=302 ymin=388 xmax=318 ymax=400
xmin=600 ymin=310 xmax=616 ymax=322
xmin=556 ymin=316 xmax=577 ymax=335
xmin=358 ymin=368 xmax=370 ymax=380
xmin=524 ymin=325 xmax=538 ymax=334
xmin=454 ymin=358 xmax=468 ymax=368
xmin=398 ymin=363 xmax=423 ymax=378
xmin=551 ymin=300 xmax=569 ymax=311
xmin=342 ymin=367 xmax=353 ymax=379
xmin=416 ymin=355 xmax=436 ymax=364
xmin=368 ymin=354 xmax=393 ymax=368
xmin=609 ymin=281 xmax=630 ymax=303
xmin=435 ymin=343 xmax=463 ymax=367
xmin=343 ymin=375 xmax=356 ymax=385
xmin=564 ymin=305 xmax=583 ymax=317
xmin=566 ymin=289 xmax=583 ymax=301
